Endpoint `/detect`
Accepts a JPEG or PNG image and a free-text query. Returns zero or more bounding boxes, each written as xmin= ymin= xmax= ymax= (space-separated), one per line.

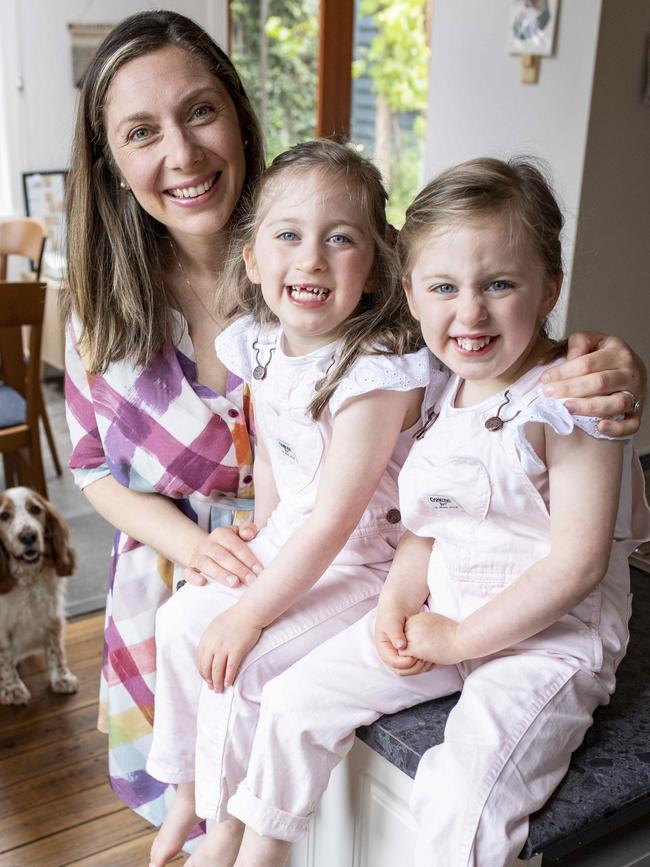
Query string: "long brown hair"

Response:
xmin=63 ymin=10 xmax=265 ymax=373
xmin=219 ymin=139 xmax=423 ymax=418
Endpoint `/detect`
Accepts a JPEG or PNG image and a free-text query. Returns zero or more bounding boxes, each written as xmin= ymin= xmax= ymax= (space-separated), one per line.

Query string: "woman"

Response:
xmin=63 ymin=9 xmax=645 ymax=837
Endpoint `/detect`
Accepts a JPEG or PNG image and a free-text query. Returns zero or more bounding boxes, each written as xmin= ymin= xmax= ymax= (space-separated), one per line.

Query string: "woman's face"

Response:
xmin=104 ymin=45 xmax=246 ymax=243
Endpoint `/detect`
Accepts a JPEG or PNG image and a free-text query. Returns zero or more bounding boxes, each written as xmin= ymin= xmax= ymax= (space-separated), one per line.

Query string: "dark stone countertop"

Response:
xmin=356 ymin=568 xmax=650 ymax=860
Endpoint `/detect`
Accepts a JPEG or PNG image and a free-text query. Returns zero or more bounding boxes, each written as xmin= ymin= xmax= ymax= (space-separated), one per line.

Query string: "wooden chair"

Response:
xmin=0 ymin=218 xmax=62 ymax=477
xmin=0 ymin=281 xmax=49 ymax=496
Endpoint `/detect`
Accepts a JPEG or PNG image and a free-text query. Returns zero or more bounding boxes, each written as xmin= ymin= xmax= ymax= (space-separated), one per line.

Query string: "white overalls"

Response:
xmin=228 ymin=362 xmax=650 ymax=866
xmin=146 ymin=315 xmax=440 ymax=821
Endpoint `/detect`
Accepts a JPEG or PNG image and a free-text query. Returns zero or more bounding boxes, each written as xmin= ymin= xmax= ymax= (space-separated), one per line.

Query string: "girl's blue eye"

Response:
xmin=432 ymin=283 xmax=455 ymax=295
xmin=329 ymin=233 xmax=351 ymax=245
xmin=487 ymin=280 xmax=512 ymax=292
xmin=278 ymin=231 xmax=298 ymax=241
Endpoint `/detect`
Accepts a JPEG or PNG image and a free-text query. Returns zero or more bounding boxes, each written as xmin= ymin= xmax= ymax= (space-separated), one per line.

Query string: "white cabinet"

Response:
xmin=287 ymin=738 xmax=541 ymax=867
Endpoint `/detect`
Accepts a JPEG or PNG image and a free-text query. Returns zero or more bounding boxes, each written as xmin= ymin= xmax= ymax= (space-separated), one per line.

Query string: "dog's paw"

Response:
xmin=50 ymin=671 xmax=79 ymax=694
xmin=0 ymin=681 xmax=31 ymax=705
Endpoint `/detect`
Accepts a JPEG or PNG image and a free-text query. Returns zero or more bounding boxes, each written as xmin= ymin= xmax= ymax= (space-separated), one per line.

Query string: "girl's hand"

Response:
xmin=375 ymin=605 xmax=434 ymax=675
xmin=184 ymin=522 xmax=262 ymax=588
xmin=542 ymin=333 xmax=646 ymax=436
xmin=197 ymin=606 xmax=262 ymax=691
xmin=400 ymin=612 xmax=463 ymax=666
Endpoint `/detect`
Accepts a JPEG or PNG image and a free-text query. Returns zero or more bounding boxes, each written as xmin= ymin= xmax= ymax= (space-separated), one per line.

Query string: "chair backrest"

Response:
xmin=0 ymin=218 xmax=48 ymax=280
xmin=0 ymin=281 xmax=47 ymax=426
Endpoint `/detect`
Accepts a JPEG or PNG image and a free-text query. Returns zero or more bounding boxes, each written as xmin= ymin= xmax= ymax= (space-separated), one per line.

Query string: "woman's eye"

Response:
xmin=329 ymin=233 xmax=351 ymax=245
xmin=432 ymin=283 xmax=455 ymax=295
xmin=192 ymin=104 xmax=213 ymax=121
xmin=487 ymin=280 xmax=512 ymax=292
xmin=129 ymin=127 xmax=150 ymax=143
xmin=277 ymin=231 xmax=298 ymax=241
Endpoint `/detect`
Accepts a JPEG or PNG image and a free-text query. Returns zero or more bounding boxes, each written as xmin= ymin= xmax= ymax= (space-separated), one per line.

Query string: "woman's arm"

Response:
xmin=401 ymin=427 xmax=624 ymax=665
xmin=84 ymin=476 xmax=262 ymax=586
xmin=197 ymin=386 xmax=424 ymax=689
xmin=543 ymin=332 xmax=646 ymax=436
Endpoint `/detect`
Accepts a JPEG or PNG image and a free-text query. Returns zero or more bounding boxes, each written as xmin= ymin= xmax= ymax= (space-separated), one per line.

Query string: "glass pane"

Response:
xmin=351 ymin=0 xmax=431 ymax=227
xmin=230 ymin=0 xmax=320 ymax=162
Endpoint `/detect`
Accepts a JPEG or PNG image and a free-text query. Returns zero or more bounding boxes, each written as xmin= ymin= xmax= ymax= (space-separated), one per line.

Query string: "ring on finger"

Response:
xmin=621 ymin=389 xmax=642 ymax=414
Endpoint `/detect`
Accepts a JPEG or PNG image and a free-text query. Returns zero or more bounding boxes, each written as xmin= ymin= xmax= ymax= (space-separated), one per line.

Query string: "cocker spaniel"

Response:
xmin=0 ymin=487 xmax=78 ymax=705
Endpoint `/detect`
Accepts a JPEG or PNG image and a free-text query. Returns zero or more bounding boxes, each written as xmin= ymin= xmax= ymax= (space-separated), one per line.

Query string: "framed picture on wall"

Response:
xmin=508 ymin=0 xmax=559 ymax=56
xmin=22 ymin=170 xmax=68 ymax=269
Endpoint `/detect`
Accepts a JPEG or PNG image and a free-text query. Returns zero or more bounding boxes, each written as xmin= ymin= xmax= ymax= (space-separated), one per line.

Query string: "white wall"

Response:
xmin=0 ymin=0 xmax=228 ymax=216
xmin=423 ymin=0 xmax=650 ymax=452
xmin=567 ymin=1 xmax=650 ymax=452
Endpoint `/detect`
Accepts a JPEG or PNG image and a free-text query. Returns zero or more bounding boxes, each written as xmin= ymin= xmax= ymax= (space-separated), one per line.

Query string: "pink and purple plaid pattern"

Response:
xmin=64 ymin=315 xmax=254 ymax=830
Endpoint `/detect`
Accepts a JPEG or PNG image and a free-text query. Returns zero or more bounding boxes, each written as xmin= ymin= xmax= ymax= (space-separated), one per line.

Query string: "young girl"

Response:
xmin=145 ymin=140 xmax=445 ymax=867
xmin=225 ymin=158 xmax=650 ymax=867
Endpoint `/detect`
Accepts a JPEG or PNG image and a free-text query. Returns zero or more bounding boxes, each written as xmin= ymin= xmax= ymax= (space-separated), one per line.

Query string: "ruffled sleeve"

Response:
xmin=329 ymin=346 xmax=444 ymax=417
xmin=214 ymin=315 xmax=258 ymax=382
xmin=513 ymin=396 xmax=628 ymax=476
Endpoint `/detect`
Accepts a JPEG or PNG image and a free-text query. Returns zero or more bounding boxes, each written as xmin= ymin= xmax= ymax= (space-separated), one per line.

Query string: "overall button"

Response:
xmin=386 ymin=508 xmax=401 ymax=524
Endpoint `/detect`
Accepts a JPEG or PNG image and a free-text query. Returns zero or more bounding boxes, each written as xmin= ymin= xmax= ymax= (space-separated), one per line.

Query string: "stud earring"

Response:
xmin=119 ymin=180 xmax=129 ymax=190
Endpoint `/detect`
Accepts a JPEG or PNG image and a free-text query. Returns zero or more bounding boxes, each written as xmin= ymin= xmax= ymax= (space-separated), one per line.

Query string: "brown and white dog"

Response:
xmin=0 ymin=487 xmax=78 ymax=705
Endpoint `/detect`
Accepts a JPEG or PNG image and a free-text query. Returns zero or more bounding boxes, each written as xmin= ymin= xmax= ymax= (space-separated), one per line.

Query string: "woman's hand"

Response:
xmin=197 ymin=606 xmax=262 ymax=691
xmin=400 ymin=612 xmax=463 ymax=666
xmin=375 ymin=604 xmax=434 ymax=676
xmin=542 ymin=332 xmax=646 ymax=436
xmin=184 ymin=522 xmax=263 ymax=588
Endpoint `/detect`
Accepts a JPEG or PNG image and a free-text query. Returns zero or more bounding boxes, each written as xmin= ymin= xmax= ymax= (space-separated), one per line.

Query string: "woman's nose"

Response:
xmin=166 ymin=126 xmax=203 ymax=171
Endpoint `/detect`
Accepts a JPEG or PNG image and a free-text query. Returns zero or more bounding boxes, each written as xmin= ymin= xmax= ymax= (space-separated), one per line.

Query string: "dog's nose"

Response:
xmin=19 ymin=531 xmax=37 ymax=547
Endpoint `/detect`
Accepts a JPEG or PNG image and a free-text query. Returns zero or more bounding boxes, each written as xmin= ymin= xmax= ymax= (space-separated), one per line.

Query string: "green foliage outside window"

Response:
xmin=229 ymin=0 xmax=429 ymax=225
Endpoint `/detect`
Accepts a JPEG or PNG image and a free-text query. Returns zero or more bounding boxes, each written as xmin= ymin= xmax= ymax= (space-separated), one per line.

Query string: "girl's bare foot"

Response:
xmin=234 ymin=826 xmax=291 ymax=867
xmin=185 ymin=818 xmax=245 ymax=867
xmin=150 ymin=782 xmax=199 ymax=867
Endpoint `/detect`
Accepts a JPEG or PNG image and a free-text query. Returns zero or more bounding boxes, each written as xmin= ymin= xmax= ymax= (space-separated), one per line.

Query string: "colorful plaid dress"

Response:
xmin=64 ymin=312 xmax=254 ymax=829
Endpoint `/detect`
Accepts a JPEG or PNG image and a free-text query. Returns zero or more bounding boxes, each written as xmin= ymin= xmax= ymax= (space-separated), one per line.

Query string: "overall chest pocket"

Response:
xmin=259 ymin=404 xmax=325 ymax=494
xmin=401 ymin=455 xmax=492 ymax=575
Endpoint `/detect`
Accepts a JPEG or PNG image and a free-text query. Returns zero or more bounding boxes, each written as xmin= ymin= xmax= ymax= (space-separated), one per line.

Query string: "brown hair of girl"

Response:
xmin=397 ymin=156 xmax=566 ymax=360
xmin=220 ymin=139 xmax=423 ymax=418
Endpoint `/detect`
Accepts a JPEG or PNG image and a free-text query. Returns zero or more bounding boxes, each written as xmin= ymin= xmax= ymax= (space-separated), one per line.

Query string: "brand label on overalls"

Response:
xmin=276 ymin=439 xmax=297 ymax=462
xmin=428 ymin=495 xmax=461 ymax=509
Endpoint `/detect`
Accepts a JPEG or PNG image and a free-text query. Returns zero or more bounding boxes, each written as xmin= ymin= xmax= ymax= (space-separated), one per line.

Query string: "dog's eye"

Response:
xmin=0 ymin=511 xmax=9 ymax=521
xmin=28 ymin=504 xmax=42 ymax=515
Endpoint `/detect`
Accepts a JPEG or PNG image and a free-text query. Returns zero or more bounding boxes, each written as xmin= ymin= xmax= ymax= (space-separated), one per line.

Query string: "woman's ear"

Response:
xmin=402 ymin=275 xmax=420 ymax=322
xmin=242 ymin=245 xmax=260 ymax=284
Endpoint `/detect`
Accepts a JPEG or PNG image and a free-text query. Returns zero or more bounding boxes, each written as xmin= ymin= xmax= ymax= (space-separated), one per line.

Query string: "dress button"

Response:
xmin=243 ymin=474 xmax=253 ymax=484
xmin=228 ymin=409 xmax=239 ymax=418
xmin=386 ymin=508 xmax=401 ymax=524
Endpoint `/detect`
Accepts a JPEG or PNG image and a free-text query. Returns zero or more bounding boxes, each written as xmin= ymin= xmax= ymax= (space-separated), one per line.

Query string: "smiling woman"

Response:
xmin=62 ymin=9 xmax=265 ymax=839
xmin=104 ymin=46 xmax=246 ymax=248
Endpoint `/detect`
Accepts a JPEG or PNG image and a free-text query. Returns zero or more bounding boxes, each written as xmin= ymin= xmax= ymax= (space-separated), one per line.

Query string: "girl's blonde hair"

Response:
xmin=63 ymin=9 xmax=265 ymax=374
xmin=397 ymin=156 xmax=566 ymax=358
xmin=220 ymin=139 xmax=423 ymax=418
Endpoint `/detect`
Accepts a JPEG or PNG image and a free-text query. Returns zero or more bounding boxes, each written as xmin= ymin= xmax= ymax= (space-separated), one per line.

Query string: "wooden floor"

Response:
xmin=0 ymin=613 xmax=183 ymax=866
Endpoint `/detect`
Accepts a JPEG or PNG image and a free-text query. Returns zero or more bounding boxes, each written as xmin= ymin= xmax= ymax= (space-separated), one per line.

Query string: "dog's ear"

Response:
xmin=0 ymin=543 xmax=15 ymax=594
xmin=41 ymin=496 xmax=76 ymax=577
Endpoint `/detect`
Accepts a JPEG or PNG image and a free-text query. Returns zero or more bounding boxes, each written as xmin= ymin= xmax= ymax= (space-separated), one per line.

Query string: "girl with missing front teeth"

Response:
xmin=145 ymin=139 xmax=447 ymax=867
xmin=221 ymin=158 xmax=650 ymax=867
